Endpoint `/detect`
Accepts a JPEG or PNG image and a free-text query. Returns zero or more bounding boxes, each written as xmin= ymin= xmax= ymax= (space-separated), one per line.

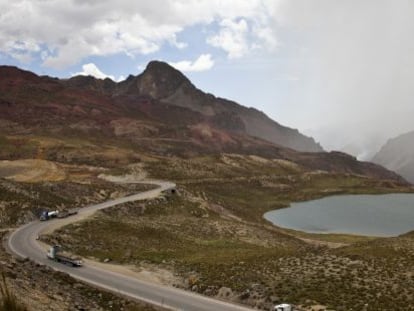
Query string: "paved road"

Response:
xmin=7 ymin=180 xmax=255 ymax=311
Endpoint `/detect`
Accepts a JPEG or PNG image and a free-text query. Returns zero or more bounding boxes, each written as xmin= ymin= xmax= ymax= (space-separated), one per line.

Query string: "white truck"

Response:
xmin=47 ymin=245 xmax=83 ymax=267
xmin=274 ymin=304 xmax=293 ymax=311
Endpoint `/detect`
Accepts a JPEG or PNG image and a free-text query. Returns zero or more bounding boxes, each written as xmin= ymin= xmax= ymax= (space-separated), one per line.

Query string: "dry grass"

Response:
xmin=2 ymin=146 xmax=413 ymax=310
xmin=47 ymin=155 xmax=414 ymax=310
xmin=51 ymin=191 xmax=414 ymax=310
xmin=0 ymin=274 xmax=27 ymax=311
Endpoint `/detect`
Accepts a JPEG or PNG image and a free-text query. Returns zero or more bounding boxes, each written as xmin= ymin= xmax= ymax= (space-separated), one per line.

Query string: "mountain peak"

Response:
xmin=1 ymin=63 xmax=323 ymax=153
xmin=117 ymin=60 xmax=193 ymax=99
xmin=144 ymin=60 xmax=180 ymax=74
xmin=135 ymin=60 xmax=192 ymax=99
xmin=116 ymin=60 xmax=323 ymax=152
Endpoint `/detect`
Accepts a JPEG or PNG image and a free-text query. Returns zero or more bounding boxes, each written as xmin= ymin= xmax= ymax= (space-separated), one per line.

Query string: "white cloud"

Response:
xmin=205 ymin=4 xmax=280 ymax=59
xmin=3 ymin=39 xmax=40 ymax=63
xmin=253 ymin=25 xmax=278 ymax=51
xmin=169 ymin=34 xmax=188 ymax=49
xmin=0 ymin=0 xmax=281 ymax=68
xmin=73 ymin=63 xmax=115 ymax=80
xmin=207 ymin=19 xmax=249 ymax=59
xmin=169 ymin=54 xmax=214 ymax=72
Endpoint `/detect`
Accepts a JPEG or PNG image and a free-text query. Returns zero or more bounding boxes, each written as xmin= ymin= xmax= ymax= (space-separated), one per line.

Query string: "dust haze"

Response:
xmin=276 ymin=0 xmax=414 ymax=159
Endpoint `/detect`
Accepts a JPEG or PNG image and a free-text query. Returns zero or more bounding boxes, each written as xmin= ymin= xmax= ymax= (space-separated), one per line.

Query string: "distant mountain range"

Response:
xmin=0 ymin=61 xmax=408 ymax=183
xmin=372 ymin=131 xmax=414 ymax=183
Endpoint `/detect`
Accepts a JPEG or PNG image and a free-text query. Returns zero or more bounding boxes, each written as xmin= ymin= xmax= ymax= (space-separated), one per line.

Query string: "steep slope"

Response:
xmin=0 ymin=62 xmax=322 ymax=155
xmin=0 ymin=64 xmax=409 ymax=185
xmin=372 ymin=131 xmax=414 ymax=183
xmin=117 ymin=61 xmax=323 ymax=152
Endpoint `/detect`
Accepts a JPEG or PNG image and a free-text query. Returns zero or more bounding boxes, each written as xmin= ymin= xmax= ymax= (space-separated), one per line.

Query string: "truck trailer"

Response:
xmin=47 ymin=245 xmax=82 ymax=267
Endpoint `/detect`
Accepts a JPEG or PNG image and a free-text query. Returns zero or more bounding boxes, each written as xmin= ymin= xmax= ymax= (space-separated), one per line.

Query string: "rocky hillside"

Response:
xmin=372 ymin=131 xmax=414 ymax=183
xmin=66 ymin=61 xmax=323 ymax=152
xmin=116 ymin=61 xmax=323 ymax=152
xmin=1 ymin=63 xmax=413 ymax=311
xmin=0 ymin=63 xmax=408 ymax=184
xmin=1 ymin=62 xmax=321 ymax=153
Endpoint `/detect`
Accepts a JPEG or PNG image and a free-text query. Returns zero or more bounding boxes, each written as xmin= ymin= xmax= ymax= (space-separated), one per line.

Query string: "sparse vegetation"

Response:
xmin=1 ymin=55 xmax=414 ymax=311
xmin=0 ymin=136 xmax=38 ymax=160
xmin=0 ymin=176 xmax=154 ymax=229
xmin=0 ymin=130 xmax=412 ymax=309
xmin=146 ymin=155 xmax=412 ymax=222
xmin=49 ymin=155 xmax=414 ymax=310
xmin=0 ymin=274 xmax=27 ymax=311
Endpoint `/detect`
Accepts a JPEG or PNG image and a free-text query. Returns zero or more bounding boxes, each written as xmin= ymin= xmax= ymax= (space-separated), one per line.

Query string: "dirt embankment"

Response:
xmin=0 ymin=159 xmax=66 ymax=182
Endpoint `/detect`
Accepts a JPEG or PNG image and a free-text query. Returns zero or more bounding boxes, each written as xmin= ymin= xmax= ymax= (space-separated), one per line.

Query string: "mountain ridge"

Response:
xmin=0 ymin=62 xmax=409 ymax=184
xmin=63 ymin=61 xmax=323 ymax=152
xmin=372 ymin=130 xmax=414 ymax=183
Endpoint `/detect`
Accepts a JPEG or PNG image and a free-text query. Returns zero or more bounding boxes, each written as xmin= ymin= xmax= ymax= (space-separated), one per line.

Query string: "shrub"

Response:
xmin=0 ymin=274 xmax=27 ymax=311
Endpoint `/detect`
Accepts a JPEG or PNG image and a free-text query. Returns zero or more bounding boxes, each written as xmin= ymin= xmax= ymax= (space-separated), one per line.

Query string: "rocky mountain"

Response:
xmin=0 ymin=63 xmax=408 ymax=184
xmin=372 ymin=131 xmax=414 ymax=183
xmin=66 ymin=61 xmax=323 ymax=152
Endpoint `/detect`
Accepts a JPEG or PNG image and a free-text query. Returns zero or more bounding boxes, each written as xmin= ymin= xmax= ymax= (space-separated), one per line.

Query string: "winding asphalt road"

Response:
xmin=7 ymin=180 xmax=254 ymax=311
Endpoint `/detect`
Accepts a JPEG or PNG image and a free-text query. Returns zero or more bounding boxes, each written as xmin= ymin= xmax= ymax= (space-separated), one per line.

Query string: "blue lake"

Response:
xmin=264 ymin=193 xmax=414 ymax=237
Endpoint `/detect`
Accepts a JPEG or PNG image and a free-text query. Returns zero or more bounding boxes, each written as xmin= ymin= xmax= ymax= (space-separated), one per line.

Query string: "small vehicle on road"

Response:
xmin=47 ymin=245 xmax=83 ymax=267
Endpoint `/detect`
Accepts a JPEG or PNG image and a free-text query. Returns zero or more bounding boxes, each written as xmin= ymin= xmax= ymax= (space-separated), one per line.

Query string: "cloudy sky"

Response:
xmin=1 ymin=0 xmax=413 ymax=158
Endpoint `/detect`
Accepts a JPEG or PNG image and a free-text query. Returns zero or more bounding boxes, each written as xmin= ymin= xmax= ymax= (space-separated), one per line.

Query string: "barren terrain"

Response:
xmin=1 ymin=64 xmax=413 ymax=311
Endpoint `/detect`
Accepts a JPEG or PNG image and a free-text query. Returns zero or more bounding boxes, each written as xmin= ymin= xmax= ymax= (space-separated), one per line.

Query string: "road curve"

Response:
xmin=8 ymin=180 xmax=254 ymax=311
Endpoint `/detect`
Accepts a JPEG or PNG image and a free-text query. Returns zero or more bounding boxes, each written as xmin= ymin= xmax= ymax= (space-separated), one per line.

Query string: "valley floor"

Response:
xmin=1 ymin=154 xmax=414 ymax=311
